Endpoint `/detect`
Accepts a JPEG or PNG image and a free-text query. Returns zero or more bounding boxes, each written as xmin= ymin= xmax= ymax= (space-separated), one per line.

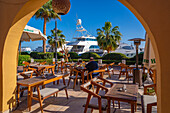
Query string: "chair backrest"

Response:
xmin=109 ymin=62 xmax=115 ymax=66
xmin=40 ymin=61 xmax=47 ymax=65
xmin=22 ymin=61 xmax=29 ymax=66
xmin=88 ymin=69 xmax=106 ymax=81
xmin=118 ymin=63 xmax=128 ymax=71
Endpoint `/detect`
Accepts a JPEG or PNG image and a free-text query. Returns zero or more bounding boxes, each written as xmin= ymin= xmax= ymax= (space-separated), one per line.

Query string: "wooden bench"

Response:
xmin=31 ymin=74 xmax=69 ymax=113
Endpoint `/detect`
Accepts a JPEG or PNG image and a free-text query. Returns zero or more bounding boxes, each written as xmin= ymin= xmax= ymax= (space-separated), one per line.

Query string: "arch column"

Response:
xmin=118 ymin=0 xmax=170 ymax=113
xmin=0 ymin=0 xmax=48 ymax=112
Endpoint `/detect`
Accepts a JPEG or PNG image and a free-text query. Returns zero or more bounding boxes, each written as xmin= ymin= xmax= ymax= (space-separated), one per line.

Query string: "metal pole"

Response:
xmin=136 ymin=44 xmax=139 ymax=69
xmin=55 ymin=20 xmax=58 ymax=71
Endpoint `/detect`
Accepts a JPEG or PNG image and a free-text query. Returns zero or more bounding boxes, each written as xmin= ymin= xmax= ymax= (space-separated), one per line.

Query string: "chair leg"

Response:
xmin=57 ymin=80 xmax=59 ymax=84
xmin=37 ymin=86 xmax=43 ymax=113
xmin=108 ymin=71 xmax=111 ymax=78
xmin=118 ymin=101 xmax=120 ymax=109
xmin=112 ymin=100 xmax=115 ymax=108
xmin=20 ymin=91 xmax=24 ymax=97
xmin=65 ymin=88 xmax=69 ymax=99
xmin=67 ymin=78 xmax=71 ymax=86
xmin=84 ymin=94 xmax=91 ymax=113
xmin=73 ymin=79 xmax=77 ymax=89
xmin=135 ymin=102 xmax=137 ymax=112
xmin=98 ymin=99 xmax=102 ymax=113
xmin=91 ymin=108 xmax=93 ymax=113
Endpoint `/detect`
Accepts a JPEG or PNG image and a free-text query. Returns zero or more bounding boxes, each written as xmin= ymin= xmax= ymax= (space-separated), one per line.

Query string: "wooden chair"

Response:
xmin=86 ymin=69 xmax=106 ymax=91
xmin=105 ymin=62 xmax=115 ymax=78
xmin=31 ymin=74 xmax=69 ymax=113
xmin=57 ymin=61 xmax=65 ymax=73
xmin=22 ymin=61 xmax=30 ymax=72
xmin=67 ymin=68 xmax=82 ymax=89
xmin=93 ymin=76 xmax=121 ymax=109
xmin=80 ymin=79 xmax=108 ymax=113
xmin=126 ymin=67 xmax=134 ymax=83
xmin=118 ymin=63 xmax=128 ymax=78
xmin=141 ymin=84 xmax=157 ymax=113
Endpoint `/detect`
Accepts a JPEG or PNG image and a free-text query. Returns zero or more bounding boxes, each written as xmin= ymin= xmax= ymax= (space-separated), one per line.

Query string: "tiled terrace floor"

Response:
xmin=13 ymin=71 xmax=143 ymax=113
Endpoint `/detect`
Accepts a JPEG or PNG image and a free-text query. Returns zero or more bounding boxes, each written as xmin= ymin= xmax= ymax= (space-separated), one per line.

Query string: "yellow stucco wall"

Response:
xmin=0 ymin=0 xmax=170 ymax=112
xmin=0 ymin=0 xmax=48 ymax=112
xmin=118 ymin=1 xmax=170 ymax=112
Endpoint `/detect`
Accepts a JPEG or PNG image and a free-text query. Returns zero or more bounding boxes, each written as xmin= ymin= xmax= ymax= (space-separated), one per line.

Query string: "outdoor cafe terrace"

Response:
xmin=15 ymin=61 xmax=157 ymax=113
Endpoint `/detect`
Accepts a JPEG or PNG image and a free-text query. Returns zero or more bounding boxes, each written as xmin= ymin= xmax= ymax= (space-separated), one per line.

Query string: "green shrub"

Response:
xmin=81 ymin=52 xmax=101 ymax=59
xmin=129 ymin=53 xmax=144 ymax=61
xmin=68 ymin=52 xmax=78 ymax=59
xmin=18 ymin=55 xmax=30 ymax=66
xmin=30 ymin=52 xmax=54 ymax=59
xmin=30 ymin=52 xmax=39 ymax=59
xmin=20 ymin=52 xmax=30 ymax=55
xmin=102 ymin=53 xmax=127 ymax=60
xmin=53 ymin=52 xmax=63 ymax=59
xmin=38 ymin=52 xmax=53 ymax=59
xmin=34 ymin=59 xmax=53 ymax=64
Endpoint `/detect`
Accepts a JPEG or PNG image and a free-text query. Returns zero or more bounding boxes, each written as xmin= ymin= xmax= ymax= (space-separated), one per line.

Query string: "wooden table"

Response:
xmin=105 ymin=83 xmax=138 ymax=113
xmin=29 ymin=65 xmax=52 ymax=71
xmin=17 ymin=73 xmax=68 ymax=111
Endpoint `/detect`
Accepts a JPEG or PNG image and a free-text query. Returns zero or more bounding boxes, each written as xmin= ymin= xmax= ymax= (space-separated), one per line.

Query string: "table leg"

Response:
xmin=17 ymin=84 xmax=20 ymax=105
xmin=82 ymin=71 xmax=84 ymax=84
xmin=27 ymin=86 xmax=31 ymax=111
xmin=131 ymin=102 xmax=135 ymax=113
xmin=107 ymin=98 xmax=111 ymax=113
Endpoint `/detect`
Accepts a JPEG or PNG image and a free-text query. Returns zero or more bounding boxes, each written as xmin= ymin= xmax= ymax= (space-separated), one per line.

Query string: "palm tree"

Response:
xmin=48 ymin=29 xmax=65 ymax=52
xmin=34 ymin=0 xmax=61 ymax=53
xmin=96 ymin=22 xmax=122 ymax=53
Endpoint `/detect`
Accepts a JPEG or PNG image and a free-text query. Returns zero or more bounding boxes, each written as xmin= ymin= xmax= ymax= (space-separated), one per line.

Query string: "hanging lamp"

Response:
xmin=52 ymin=0 xmax=71 ymax=15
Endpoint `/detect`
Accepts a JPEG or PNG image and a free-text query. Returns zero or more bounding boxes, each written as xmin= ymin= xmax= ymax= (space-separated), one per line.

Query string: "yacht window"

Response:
xmin=85 ymin=38 xmax=97 ymax=41
xmin=89 ymin=45 xmax=100 ymax=49
xmin=122 ymin=46 xmax=133 ymax=50
xmin=127 ymin=54 xmax=129 ymax=56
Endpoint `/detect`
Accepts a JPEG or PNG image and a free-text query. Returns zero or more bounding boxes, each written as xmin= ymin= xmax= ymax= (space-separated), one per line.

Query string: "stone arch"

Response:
xmin=1 ymin=0 xmax=169 ymax=112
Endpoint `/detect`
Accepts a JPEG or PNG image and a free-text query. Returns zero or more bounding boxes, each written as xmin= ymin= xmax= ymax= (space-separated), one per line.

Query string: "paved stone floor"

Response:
xmin=13 ymin=71 xmax=142 ymax=113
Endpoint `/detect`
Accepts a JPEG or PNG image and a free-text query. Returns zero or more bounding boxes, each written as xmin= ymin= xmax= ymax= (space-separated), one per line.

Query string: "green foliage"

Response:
xmin=34 ymin=59 xmax=53 ymax=64
xmin=18 ymin=55 xmax=30 ymax=66
xmin=30 ymin=52 xmax=39 ymax=59
xmin=128 ymin=53 xmax=144 ymax=65
xmin=30 ymin=52 xmax=53 ymax=59
xmin=81 ymin=52 xmax=101 ymax=59
xmin=53 ymin=52 xmax=63 ymax=59
xmin=96 ymin=22 xmax=122 ymax=53
xmin=68 ymin=52 xmax=78 ymax=59
xmin=48 ymin=30 xmax=66 ymax=51
xmin=38 ymin=52 xmax=54 ymax=59
xmin=34 ymin=0 xmax=60 ymax=21
xmin=20 ymin=52 xmax=29 ymax=55
xmin=102 ymin=53 xmax=127 ymax=60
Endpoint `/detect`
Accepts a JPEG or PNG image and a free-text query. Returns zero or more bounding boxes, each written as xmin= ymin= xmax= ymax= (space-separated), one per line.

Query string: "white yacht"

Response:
xmin=68 ymin=19 xmax=103 ymax=55
xmin=112 ymin=43 xmax=136 ymax=58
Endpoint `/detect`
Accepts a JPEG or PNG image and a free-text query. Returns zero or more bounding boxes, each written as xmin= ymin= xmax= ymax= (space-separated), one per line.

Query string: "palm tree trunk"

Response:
xmin=43 ymin=17 xmax=47 ymax=53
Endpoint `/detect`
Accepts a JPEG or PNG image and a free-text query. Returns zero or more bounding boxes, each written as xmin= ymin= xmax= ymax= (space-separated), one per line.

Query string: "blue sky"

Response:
xmin=22 ymin=0 xmax=146 ymax=50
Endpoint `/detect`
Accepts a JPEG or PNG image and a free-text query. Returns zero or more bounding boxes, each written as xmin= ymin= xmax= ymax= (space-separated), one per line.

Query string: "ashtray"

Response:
xmin=118 ymin=88 xmax=127 ymax=92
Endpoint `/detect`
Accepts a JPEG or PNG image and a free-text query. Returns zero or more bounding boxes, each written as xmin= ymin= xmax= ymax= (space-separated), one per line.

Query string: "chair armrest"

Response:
xmin=91 ymin=80 xmax=108 ymax=92
xmin=80 ymin=85 xmax=101 ymax=98
xmin=97 ymin=76 xmax=113 ymax=86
